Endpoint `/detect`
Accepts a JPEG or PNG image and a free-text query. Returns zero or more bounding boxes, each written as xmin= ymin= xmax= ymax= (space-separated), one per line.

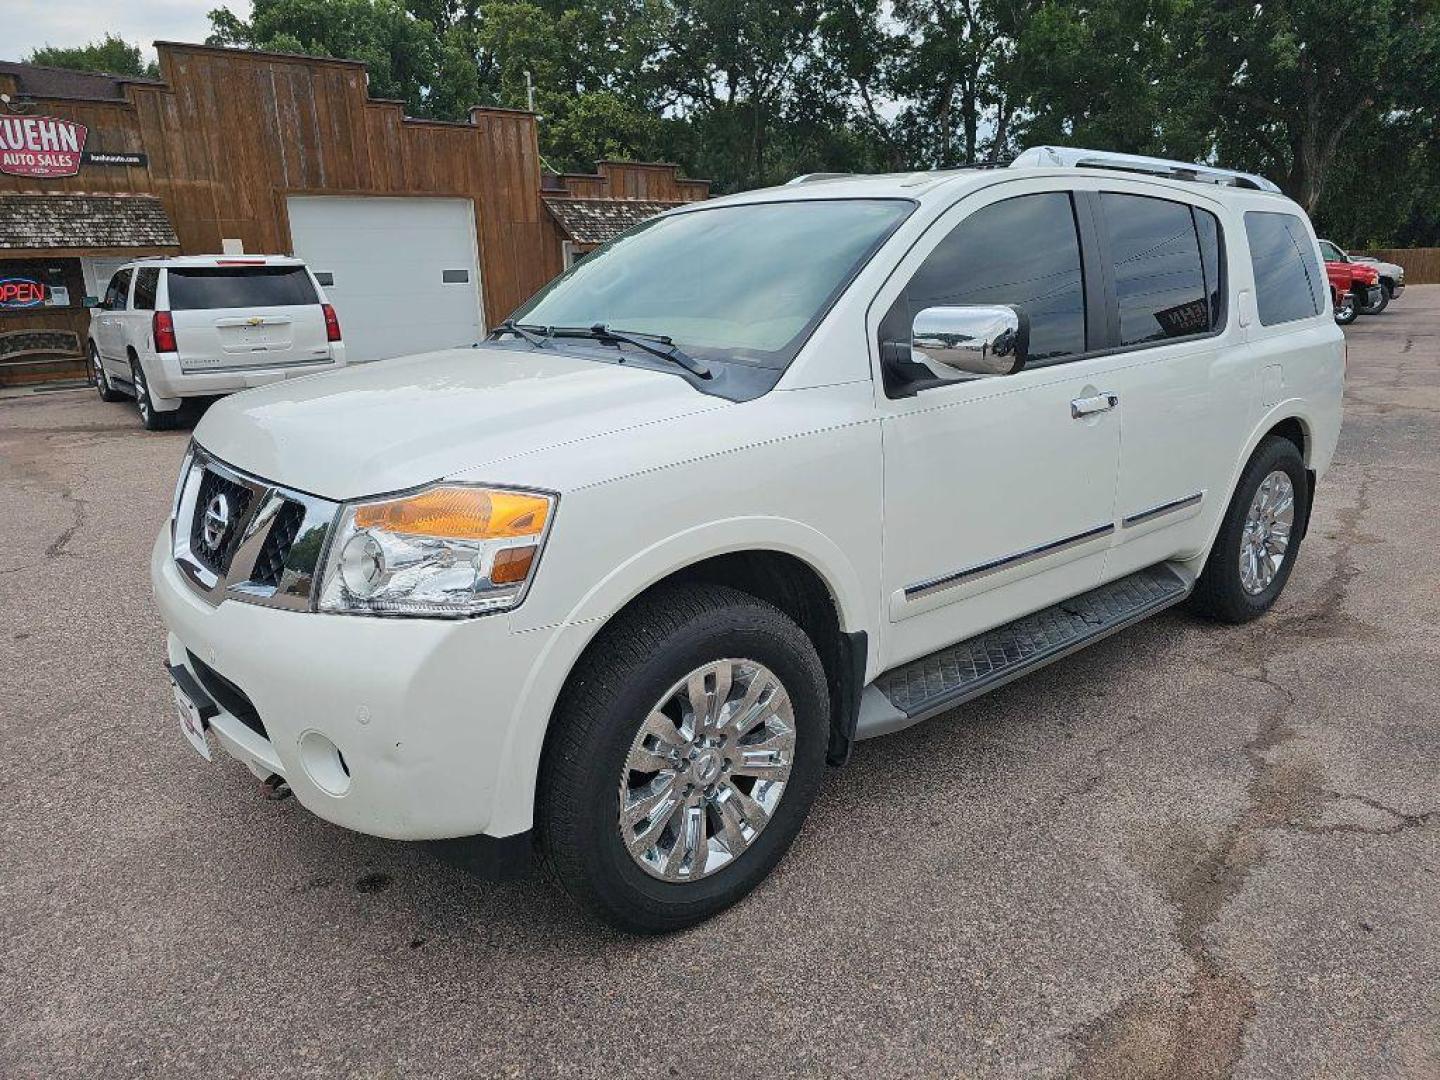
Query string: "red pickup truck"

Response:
xmin=1325 ymin=257 xmax=1382 ymax=325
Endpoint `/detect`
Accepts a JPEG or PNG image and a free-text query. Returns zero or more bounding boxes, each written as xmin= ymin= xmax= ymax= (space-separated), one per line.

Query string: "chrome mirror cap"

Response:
xmin=911 ymin=304 xmax=1029 ymax=378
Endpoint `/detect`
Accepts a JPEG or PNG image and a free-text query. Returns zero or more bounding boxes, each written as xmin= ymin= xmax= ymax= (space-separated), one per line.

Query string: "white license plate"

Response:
xmin=173 ymin=682 xmax=213 ymax=761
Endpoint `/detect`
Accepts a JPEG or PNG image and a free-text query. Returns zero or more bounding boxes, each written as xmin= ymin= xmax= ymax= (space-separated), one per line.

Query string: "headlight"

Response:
xmin=317 ymin=484 xmax=555 ymax=617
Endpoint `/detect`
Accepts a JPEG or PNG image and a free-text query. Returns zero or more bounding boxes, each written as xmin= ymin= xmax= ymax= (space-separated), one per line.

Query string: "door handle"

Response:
xmin=1071 ymin=392 xmax=1119 ymax=419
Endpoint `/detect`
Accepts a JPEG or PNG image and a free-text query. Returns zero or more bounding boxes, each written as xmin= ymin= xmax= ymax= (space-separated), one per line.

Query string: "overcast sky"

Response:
xmin=3 ymin=0 xmax=246 ymax=64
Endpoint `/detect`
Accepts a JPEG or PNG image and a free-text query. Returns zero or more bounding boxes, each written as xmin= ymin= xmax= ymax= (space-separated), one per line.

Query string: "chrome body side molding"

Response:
xmin=904 ymin=523 xmax=1115 ymax=602
xmin=1122 ymin=492 xmax=1203 ymax=529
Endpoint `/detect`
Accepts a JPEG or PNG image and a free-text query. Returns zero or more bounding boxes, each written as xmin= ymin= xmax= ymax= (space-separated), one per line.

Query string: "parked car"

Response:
xmin=1323 ymin=254 xmax=1382 ymax=324
xmin=1319 ymin=239 xmax=1403 ymax=313
xmin=88 ymin=255 xmax=345 ymax=430
xmin=153 ymin=148 xmax=1344 ymax=932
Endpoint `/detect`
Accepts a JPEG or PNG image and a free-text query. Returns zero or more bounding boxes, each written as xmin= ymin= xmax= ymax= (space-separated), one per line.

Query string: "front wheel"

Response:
xmin=1189 ymin=436 xmax=1308 ymax=623
xmin=1358 ymin=285 xmax=1389 ymax=315
xmin=539 ymin=584 xmax=830 ymax=933
xmin=1334 ymin=295 xmax=1357 ymax=325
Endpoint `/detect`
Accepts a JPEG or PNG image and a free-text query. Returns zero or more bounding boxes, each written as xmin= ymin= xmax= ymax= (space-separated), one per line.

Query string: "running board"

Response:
xmin=856 ymin=563 xmax=1193 ymax=740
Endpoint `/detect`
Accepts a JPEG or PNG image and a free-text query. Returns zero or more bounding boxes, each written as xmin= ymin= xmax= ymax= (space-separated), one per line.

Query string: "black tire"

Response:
xmin=539 ymin=583 xmax=829 ymax=933
xmin=1334 ymin=295 xmax=1357 ymax=325
xmin=1359 ymin=285 xmax=1389 ymax=315
xmin=91 ymin=343 xmax=125 ymax=402
xmin=1189 ymin=436 xmax=1308 ymax=624
xmin=131 ymin=356 xmax=177 ymax=431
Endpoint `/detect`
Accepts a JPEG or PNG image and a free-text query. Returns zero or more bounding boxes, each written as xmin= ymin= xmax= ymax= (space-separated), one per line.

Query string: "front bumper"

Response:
xmin=151 ymin=526 xmax=560 ymax=840
xmin=1391 ymin=281 xmax=1405 ymax=299
xmin=150 ymin=344 xmax=346 ymax=401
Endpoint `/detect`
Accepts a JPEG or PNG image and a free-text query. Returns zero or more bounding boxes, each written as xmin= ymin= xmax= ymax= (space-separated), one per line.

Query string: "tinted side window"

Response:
xmin=1317 ymin=240 xmax=1342 ymax=262
xmin=133 ymin=268 xmax=159 ymax=311
xmin=1195 ymin=208 xmax=1223 ymax=328
xmin=167 ymin=267 xmax=318 ymax=311
xmin=1244 ymin=212 xmax=1323 ymax=326
xmin=1100 ymin=193 xmax=1211 ymax=345
xmin=104 ymin=269 xmax=132 ymax=310
xmin=899 ymin=192 xmax=1087 ymax=365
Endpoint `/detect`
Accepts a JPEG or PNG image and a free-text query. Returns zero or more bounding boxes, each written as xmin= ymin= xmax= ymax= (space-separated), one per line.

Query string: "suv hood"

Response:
xmin=192 ymin=345 xmax=727 ymax=500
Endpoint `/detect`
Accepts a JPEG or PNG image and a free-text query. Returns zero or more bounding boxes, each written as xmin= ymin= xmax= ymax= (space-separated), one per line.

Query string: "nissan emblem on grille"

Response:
xmin=202 ymin=493 xmax=231 ymax=550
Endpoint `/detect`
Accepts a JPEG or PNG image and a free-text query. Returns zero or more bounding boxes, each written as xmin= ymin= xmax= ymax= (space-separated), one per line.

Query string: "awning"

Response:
xmin=544 ymin=197 xmax=684 ymax=247
xmin=0 ymin=192 xmax=180 ymax=254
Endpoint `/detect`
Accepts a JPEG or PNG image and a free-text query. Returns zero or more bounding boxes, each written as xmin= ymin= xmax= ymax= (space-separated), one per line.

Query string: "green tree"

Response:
xmin=208 ymin=0 xmax=443 ymax=115
xmin=26 ymin=34 xmax=159 ymax=79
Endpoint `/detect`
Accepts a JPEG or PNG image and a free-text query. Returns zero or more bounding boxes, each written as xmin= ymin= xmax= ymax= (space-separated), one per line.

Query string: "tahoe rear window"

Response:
xmin=166 ymin=266 xmax=317 ymax=311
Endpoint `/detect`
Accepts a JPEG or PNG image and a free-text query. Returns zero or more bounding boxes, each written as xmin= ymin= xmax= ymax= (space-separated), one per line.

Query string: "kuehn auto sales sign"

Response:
xmin=0 ymin=115 xmax=88 ymax=178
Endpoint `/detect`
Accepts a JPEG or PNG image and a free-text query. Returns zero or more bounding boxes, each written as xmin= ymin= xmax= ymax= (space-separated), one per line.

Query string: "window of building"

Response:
xmin=894 ymin=192 xmax=1088 ymax=367
xmin=1244 ymin=212 xmax=1324 ymax=326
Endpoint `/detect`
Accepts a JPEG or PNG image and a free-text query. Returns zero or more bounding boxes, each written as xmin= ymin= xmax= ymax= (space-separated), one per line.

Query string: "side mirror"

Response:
xmin=82 ymin=295 xmax=100 ymax=309
xmin=911 ymin=305 xmax=1028 ymax=377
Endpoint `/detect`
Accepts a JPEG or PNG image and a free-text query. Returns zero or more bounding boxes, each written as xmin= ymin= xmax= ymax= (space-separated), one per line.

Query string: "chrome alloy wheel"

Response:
xmin=1239 ymin=470 xmax=1295 ymax=595
xmin=618 ymin=659 xmax=795 ymax=882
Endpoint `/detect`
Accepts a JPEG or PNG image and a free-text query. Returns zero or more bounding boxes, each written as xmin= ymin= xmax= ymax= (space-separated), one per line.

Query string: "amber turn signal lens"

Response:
xmin=353 ymin=487 xmax=549 ymax=541
xmin=490 ymin=545 xmax=537 ymax=584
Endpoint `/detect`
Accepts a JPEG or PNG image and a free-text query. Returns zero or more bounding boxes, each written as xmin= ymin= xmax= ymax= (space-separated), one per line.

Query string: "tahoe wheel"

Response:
xmin=1190 ymin=436 xmax=1307 ymax=623
xmin=91 ymin=344 xmax=124 ymax=402
xmin=539 ymin=584 xmax=829 ymax=933
xmin=1334 ymin=295 xmax=1357 ymax=325
xmin=131 ymin=356 xmax=176 ymax=431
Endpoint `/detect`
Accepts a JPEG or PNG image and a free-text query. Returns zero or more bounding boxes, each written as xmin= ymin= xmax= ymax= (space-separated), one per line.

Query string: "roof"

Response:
xmin=0 ymin=60 xmax=160 ymax=102
xmin=0 ymin=192 xmax=180 ymax=251
xmin=544 ymin=198 xmax=686 ymax=246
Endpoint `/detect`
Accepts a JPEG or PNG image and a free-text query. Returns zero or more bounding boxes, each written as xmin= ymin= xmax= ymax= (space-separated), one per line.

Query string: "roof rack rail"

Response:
xmin=1011 ymin=146 xmax=1281 ymax=194
xmin=785 ymin=173 xmax=854 ymax=185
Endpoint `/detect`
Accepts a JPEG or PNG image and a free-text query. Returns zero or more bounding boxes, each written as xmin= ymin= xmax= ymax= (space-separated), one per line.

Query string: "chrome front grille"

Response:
xmin=173 ymin=448 xmax=339 ymax=611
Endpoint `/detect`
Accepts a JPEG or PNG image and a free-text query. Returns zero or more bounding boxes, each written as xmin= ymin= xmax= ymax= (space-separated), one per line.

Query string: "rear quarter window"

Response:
xmin=166 ymin=266 xmax=318 ymax=311
xmin=1244 ymin=212 xmax=1324 ymax=326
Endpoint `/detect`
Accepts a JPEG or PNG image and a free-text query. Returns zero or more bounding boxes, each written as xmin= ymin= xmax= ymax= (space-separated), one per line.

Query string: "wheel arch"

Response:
xmin=488 ymin=534 xmax=876 ymax=837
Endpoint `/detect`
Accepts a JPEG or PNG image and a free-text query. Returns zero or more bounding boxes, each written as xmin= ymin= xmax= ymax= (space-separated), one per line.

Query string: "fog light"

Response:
xmin=298 ymin=730 xmax=352 ymax=796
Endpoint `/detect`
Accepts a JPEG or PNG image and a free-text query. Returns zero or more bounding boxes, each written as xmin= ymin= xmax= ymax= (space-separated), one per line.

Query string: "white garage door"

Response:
xmin=286 ymin=196 xmax=484 ymax=363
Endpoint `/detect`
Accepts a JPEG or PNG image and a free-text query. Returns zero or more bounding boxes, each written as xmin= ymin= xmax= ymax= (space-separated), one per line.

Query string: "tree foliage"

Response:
xmin=26 ymin=34 xmax=160 ymax=79
xmin=25 ymin=3 xmax=1440 ymax=245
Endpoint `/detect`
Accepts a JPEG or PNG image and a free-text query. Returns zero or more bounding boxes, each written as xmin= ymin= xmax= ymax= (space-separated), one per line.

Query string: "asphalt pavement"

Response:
xmin=2 ymin=291 xmax=1437 ymax=1078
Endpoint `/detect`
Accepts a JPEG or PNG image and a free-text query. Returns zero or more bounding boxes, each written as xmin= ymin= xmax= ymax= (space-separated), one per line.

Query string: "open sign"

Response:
xmin=0 ymin=278 xmax=48 ymax=308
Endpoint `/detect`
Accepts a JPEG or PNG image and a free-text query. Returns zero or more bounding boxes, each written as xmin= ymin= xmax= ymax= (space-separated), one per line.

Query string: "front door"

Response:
xmin=95 ymin=268 xmax=132 ymax=366
xmin=874 ymin=184 xmax=1124 ymax=670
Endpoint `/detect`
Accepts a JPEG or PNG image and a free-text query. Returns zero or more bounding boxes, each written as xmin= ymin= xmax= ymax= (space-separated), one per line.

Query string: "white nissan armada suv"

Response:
xmin=89 ymin=255 xmax=346 ymax=430
xmin=153 ymin=147 xmax=1344 ymax=932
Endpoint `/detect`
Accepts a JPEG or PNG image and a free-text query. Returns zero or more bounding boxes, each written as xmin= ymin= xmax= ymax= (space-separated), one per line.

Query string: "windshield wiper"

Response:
xmin=491 ymin=320 xmax=553 ymax=348
xmin=549 ymin=324 xmax=712 ymax=379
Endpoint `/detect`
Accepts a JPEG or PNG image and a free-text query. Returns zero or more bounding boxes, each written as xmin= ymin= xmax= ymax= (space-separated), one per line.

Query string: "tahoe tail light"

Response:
xmin=153 ymin=310 xmax=178 ymax=353
xmin=322 ymin=303 xmax=342 ymax=343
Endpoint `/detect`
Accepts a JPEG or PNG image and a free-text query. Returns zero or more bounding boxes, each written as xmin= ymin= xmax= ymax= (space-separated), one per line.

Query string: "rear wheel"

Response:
xmin=91 ymin=344 xmax=124 ymax=402
xmin=1190 ymin=437 xmax=1307 ymax=623
xmin=539 ymin=584 xmax=829 ymax=933
xmin=131 ymin=356 xmax=177 ymax=431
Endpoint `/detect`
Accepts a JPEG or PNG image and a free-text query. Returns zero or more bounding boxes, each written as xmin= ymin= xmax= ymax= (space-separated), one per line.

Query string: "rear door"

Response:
xmin=94 ymin=268 xmax=133 ymax=365
xmin=1091 ymin=189 xmax=1253 ymax=579
xmin=164 ymin=264 xmax=332 ymax=373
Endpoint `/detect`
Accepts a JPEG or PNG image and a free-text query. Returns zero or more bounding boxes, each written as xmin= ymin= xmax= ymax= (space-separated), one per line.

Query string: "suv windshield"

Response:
xmin=167 ymin=266 xmax=317 ymax=310
xmin=512 ymin=199 xmax=912 ymax=368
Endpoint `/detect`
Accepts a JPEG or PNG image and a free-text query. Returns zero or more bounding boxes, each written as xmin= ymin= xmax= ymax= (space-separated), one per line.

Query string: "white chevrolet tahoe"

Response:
xmin=152 ymin=147 xmax=1344 ymax=932
xmin=89 ymin=255 xmax=345 ymax=430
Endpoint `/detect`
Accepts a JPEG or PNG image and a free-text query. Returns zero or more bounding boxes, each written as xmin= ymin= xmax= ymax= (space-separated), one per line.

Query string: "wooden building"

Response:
xmin=0 ymin=43 xmax=708 ymax=384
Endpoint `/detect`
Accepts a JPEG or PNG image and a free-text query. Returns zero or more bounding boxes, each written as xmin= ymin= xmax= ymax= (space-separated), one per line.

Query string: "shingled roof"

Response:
xmin=0 ymin=193 xmax=179 ymax=252
xmin=544 ymin=197 xmax=684 ymax=246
